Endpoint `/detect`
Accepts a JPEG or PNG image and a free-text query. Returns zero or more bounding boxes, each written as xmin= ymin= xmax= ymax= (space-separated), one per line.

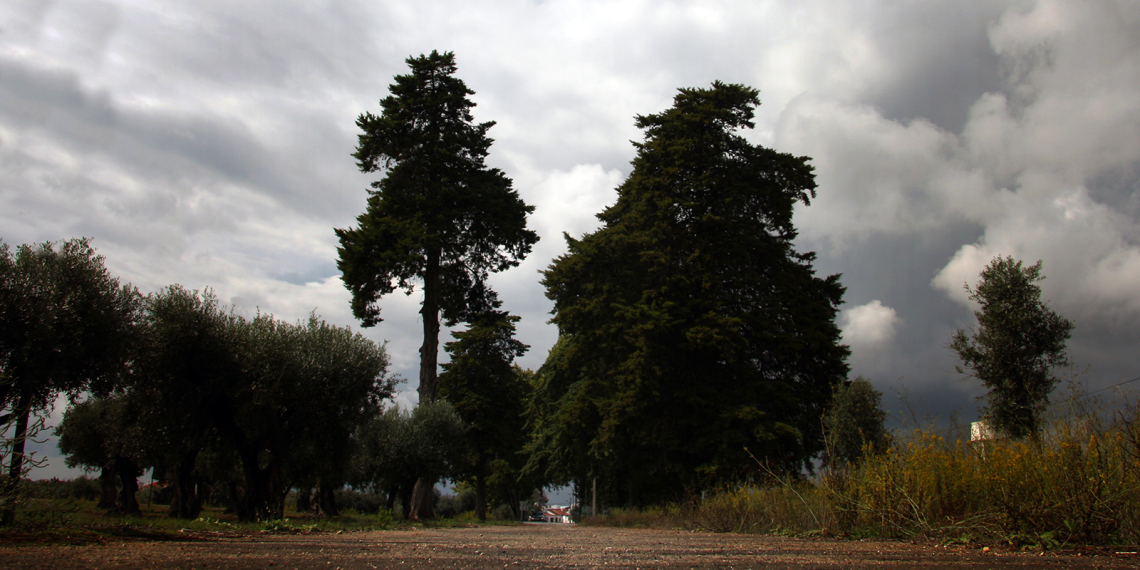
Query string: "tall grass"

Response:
xmin=586 ymin=397 xmax=1140 ymax=546
xmin=828 ymin=417 xmax=1139 ymax=543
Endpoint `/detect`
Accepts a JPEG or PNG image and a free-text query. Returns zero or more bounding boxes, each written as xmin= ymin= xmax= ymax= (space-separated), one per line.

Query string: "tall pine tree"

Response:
xmin=336 ymin=51 xmax=537 ymax=518
xmin=336 ymin=50 xmax=537 ymax=404
xmin=534 ymin=83 xmax=849 ymax=505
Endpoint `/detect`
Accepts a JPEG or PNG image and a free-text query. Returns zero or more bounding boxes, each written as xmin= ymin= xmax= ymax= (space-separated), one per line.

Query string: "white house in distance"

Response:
xmin=542 ymin=505 xmax=573 ymax=524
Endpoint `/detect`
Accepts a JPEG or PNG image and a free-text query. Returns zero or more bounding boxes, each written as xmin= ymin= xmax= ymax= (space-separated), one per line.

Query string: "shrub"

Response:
xmin=21 ymin=477 xmax=101 ymax=502
xmin=335 ymin=489 xmax=383 ymax=515
xmin=436 ymin=486 xmax=477 ymax=519
xmin=823 ymin=377 xmax=890 ymax=467
xmin=491 ymin=504 xmax=516 ymax=521
xmin=824 ymin=405 xmax=1140 ymax=543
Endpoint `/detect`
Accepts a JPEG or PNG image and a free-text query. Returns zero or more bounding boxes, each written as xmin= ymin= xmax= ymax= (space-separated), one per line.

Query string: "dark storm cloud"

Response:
xmin=782 ymin=0 xmax=1140 ymax=414
xmin=860 ymin=1 xmax=1008 ymax=133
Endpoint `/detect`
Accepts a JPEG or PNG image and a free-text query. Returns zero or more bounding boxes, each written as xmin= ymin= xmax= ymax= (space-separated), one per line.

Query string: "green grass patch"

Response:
xmin=0 ymin=498 xmax=519 ymax=545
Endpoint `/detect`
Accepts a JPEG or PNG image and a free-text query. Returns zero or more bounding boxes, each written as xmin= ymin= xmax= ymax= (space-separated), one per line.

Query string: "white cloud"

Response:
xmin=841 ymin=300 xmax=900 ymax=351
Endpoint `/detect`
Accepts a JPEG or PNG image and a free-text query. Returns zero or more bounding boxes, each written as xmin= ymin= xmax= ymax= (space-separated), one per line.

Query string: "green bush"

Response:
xmin=491 ymin=504 xmax=516 ymax=521
xmin=21 ymin=477 xmax=101 ymax=501
xmin=335 ymin=489 xmax=383 ymax=515
xmin=436 ymin=486 xmax=477 ymax=519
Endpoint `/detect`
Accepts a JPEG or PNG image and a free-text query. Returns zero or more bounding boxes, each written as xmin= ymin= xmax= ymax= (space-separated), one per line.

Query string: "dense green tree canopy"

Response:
xmin=533 ymin=82 xmax=849 ymax=505
xmin=336 ymin=50 xmax=538 ymax=402
xmin=822 ymin=377 xmax=889 ymax=467
xmin=0 ymin=238 xmax=140 ymax=525
xmin=0 ymin=238 xmax=139 ymax=415
xmin=225 ymin=312 xmax=396 ymax=520
xmin=950 ymin=256 xmax=1074 ymax=438
xmin=56 ymin=395 xmax=144 ymax=514
xmin=129 ymin=285 xmax=244 ymax=518
xmin=352 ymin=401 xmax=467 ymax=519
xmin=130 ymin=286 xmax=395 ymax=520
xmin=438 ymin=311 xmax=530 ymax=519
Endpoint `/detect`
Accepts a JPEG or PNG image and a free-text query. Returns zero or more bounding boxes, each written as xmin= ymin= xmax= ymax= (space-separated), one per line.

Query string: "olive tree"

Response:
xmin=0 ymin=238 xmax=139 ymax=525
xmin=950 ymin=256 xmax=1074 ymax=438
xmin=352 ymin=401 xmax=466 ymax=519
xmin=56 ymin=395 xmax=145 ymax=514
xmin=228 ymin=313 xmax=395 ymax=520
xmin=822 ymin=377 xmax=889 ymax=467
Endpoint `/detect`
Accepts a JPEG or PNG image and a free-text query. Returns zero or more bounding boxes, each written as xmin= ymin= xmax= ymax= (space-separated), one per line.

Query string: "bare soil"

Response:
xmin=2 ymin=523 xmax=1138 ymax=569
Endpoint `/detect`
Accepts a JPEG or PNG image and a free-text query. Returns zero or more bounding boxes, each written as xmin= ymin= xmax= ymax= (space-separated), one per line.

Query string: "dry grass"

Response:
xmin=586 ymin=398 xmax=1140 ymax=547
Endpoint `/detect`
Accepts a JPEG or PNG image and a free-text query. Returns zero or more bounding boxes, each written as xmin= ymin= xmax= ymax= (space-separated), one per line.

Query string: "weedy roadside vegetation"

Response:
xmin=585 ymin=392 xmax=1140 ymax=549
xmin=0 ymin=485 xmax=518 ymax=544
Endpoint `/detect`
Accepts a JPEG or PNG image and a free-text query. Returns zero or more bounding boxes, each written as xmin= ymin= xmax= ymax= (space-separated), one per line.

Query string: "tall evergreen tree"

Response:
xmin=438 ymin=311 xmax=529 ymax=520
xmin=336 ymin=50 xmax=538 ymax=404
xmin=534 ymin=83 xmax=849 ymax=505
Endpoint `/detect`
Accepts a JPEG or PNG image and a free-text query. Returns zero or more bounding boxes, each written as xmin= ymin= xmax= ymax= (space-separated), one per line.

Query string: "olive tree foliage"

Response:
xmin=351 ymin=401 xmax=466 ymax=519
xmin=56 ymin=395 xmax=144 ymax=514
xmin=130 ymin=285 xmax=240 ymax=519
xmin=130 ymin=286 xmax=395 ymax=521
xmin=950 ymin=256 xmax=1074 ymax=439
xmin=533 ymin=83 xmax=849 ymax=506
xmin=438 ymin=312 xmax=530 ymax=520
xmin=0 ymin=238 xmax=140 ymax=525
xmin=822 ymin=377 xmax=889 ymax=467
xmin=229 ymin=312 xmax=396 ymax=520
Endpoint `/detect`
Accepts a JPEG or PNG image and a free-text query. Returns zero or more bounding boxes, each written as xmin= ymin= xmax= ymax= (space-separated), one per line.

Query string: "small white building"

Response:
xmin=542 ymin=505 xmax=573 ymax=524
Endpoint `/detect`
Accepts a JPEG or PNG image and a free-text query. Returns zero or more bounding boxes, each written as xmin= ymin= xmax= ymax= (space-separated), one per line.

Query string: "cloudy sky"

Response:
xmin=4 ymin=0 xmax=1140 ymax=477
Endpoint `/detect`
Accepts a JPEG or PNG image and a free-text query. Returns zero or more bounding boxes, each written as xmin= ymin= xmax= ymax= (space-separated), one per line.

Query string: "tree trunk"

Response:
xmin=317 ymin=480 xmax=339 ymax=517
xmin=295 ymin=486 xmax=313 ymax=513
xmin=1 ymin=394 xmax=32 ymax=527
xmin=168 ymin=450 xmax=201 ymax=519
xmin=474 ymin=471 xmax=488 ymax=521
xmin=592 ymin=477 xmax=598 ymax=518
xmin=418 ymin=247 xmax=441 ymax=403
xmin=237 ymin=447 xmax=284 ymax=521
xmin=97 ymin=467 xmax=118 ymax=510
xmin=409 ymin=477 xmax=435 ymax=520
xmin=398 ymin=479 xmax=415 ymax=520
xmin=114 ymin=457 xmax=141 ymax=515
xmin=409 ymin=248 xmax=442 ymax=520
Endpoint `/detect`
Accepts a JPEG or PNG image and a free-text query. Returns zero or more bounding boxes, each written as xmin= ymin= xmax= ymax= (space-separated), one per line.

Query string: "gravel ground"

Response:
xmin=2 ymin=523 xmax=1138 ymax=569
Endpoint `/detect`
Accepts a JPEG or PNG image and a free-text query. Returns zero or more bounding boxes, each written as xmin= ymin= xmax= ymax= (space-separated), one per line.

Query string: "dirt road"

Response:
xmin=2 ymin=523 xmax=1138 ymax=569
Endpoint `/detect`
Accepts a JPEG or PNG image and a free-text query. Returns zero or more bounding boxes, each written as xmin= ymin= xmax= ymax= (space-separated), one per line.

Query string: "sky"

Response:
xmin=3 ymin=0 xmax=1140 ymax=479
